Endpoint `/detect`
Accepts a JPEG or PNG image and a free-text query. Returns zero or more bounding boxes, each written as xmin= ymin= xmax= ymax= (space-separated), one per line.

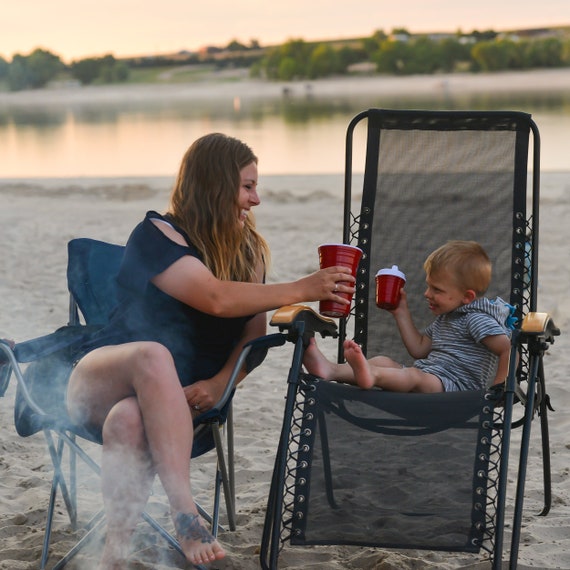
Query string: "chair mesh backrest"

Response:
xmin=67 ymin=238 xmax=125 ymax=325
xmin=264 ymin=111 xmax=536 ymax=564
xmin=350 ymin=110 xmax=533 ymax=364
xmin=14 ymin=239 xmax=125 ymax=440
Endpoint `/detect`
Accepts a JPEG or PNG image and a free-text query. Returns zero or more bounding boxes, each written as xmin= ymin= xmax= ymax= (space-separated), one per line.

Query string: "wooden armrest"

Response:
xmin=270 ymin=305 xmax=338 ymax=339
xmin=521 ymin=312 xmax=560 ymax=342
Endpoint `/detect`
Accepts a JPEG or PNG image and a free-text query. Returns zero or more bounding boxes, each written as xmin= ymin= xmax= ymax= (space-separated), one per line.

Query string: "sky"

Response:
xmin=3 ymin=0 xmax=570 ymax=63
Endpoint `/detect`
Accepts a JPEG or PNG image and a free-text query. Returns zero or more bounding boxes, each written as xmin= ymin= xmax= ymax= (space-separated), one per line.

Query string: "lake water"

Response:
xmin=1 ymin=77 xmax=570 ymax=180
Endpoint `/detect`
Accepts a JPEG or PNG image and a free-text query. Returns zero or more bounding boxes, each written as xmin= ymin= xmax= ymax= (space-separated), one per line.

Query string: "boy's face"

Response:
xmin=424 ymin=270 xmax=474 ymax=315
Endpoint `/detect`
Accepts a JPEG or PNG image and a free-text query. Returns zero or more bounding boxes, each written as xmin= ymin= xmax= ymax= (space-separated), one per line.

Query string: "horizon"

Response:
xmin=4 ymin=0 xmax=570 ymax=63
xmin=80 ymin=23 xmax=570 ymax=62
xmin=5 ymin=23 xmax=570 ymax=65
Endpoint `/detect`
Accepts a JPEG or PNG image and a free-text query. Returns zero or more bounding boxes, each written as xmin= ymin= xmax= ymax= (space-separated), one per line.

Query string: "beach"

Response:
xmin=0 ymin=170 xmax=568 ymax=570
xmin=0 ymin=71 xmax=569 ymax=569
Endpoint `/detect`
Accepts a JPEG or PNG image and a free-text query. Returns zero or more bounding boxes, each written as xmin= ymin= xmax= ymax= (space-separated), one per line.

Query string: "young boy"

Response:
xmin=303 ymin=240 xmax=514 ymax=393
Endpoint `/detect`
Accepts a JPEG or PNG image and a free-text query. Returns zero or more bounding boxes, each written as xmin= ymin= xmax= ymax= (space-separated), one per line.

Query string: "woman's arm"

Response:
xmin=183 ymin=257 xmax=268 ymax=412
xmin=150 ymin=222 xmax=355 ymax=318
xmin=183 ymin=310 xmax=267 ymax=412
xmin=153 ymin=255 xmax=353 ymax=317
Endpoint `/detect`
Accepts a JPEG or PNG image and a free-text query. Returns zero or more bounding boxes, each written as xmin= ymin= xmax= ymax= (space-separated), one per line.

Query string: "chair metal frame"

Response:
xmin=256 ymin=109 xmax=560 ymax=569
xmin=0 ymin=237 xmax=242 ymax=570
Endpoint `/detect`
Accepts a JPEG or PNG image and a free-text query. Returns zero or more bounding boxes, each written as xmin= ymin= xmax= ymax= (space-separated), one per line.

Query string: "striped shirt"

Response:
xmin=414 ymin=297 xmax=513 ymax=392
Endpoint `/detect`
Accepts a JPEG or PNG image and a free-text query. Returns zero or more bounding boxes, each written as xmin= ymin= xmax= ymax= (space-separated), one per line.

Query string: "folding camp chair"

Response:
xmin=0 ymin=237 xmax=244 ymax=570
xmin=257 ymin=110 xmax=560 ymax=569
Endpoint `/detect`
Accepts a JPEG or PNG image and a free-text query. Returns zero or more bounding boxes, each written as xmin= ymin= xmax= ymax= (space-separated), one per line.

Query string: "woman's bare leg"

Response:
xmin=98 ymin=397 xmax=155 ymax=569
xmin=67 ymin=342 xmax=225 ymax=566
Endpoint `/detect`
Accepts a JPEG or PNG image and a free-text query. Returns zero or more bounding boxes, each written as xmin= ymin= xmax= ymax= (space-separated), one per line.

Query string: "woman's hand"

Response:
xmin=184 ymin=378 xmax=225 ymax=415
xmin=185 ymin=312 xmax=266 ymax=417
xmin=298 ymin=266 xmax=356 ymax=303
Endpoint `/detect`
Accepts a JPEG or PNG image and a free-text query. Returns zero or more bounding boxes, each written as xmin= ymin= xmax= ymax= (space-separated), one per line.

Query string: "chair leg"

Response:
xmin=537 ymin=361 xmax=552 ymax=517
xmin=508 ymin=355 xmax=540 ymax=569
xmin=211 ymin=469 xmax=222 ymax=536
xmin=69 ymin=433 xmax=78 ymax=528
xmin=260 ymin=335 xmax=306 ymax=570
xmin=318 ymin=407 xmax=339 ymax=509
xmin=40 ymin=469 xmax=60 ymax=570
xmin=37 ymin=429 xmax=106 ymax=569
xmin=212 ymin=421 xmax=236 ymax=532
xmin=493 ymin=387 xmax=516 ymax=570
xmin=46 ymin=432 xmax=77 ymax=524
xmin=40 ymin=431 xmax=78 ymax=569
xmin=50 ymin=510 xmax=106 ymax=570
xmin=260 ymin=447 xmax=286 ymax=570
xmin=227 ymin=404 xmax=236 ymax=507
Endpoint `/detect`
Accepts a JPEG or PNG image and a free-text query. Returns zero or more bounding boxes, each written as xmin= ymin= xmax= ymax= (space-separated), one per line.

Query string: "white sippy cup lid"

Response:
xmin=376 ymin=265 xmax=406 ymax=281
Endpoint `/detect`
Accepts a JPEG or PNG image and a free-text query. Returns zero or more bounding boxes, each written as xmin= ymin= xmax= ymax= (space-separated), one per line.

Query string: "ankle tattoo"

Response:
xmin=175 ymin=513 xmax=214 ymax=544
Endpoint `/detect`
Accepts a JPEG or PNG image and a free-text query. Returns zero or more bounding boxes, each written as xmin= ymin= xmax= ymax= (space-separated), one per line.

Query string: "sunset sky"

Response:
xmin=3 ymin=0 xmax=570 ymax=62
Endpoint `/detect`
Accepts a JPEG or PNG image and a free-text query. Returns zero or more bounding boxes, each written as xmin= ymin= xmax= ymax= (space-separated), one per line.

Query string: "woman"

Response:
xmin=66 ymin=133 xmax=355 ymax=568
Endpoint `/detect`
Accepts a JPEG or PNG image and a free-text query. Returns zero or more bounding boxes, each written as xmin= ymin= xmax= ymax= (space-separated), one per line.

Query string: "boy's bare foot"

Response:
xmin=343 ymin=339 xmax=375 ymax=389
xmin=303 ymin=337 xmax=335 ymax=380
xmin=175 ymin=512 xmax=225 ymax=566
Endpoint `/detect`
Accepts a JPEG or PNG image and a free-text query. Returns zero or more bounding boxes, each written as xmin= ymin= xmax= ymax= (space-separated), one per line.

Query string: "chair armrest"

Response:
xmin=199 ymin=307 xmax=337 ymax=422
xmin=520 ymin=312 xmax=560 ymax=343
xmin=270 ymin=305 xmax=338 ymax=340
xmin=0 ymin=340 xmax=46 ymax=417
xmin=200 ymin=333 xmax=288 ymax=421
xmin=0 ymin=339 xmax=16 ymax=396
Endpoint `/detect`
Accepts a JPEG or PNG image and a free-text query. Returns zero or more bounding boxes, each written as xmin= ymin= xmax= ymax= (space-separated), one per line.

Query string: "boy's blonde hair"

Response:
xmin=423 ymin=240 xmax=492 ymax=296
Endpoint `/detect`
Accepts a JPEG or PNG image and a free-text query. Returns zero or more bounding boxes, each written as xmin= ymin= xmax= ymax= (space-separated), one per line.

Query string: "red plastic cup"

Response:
xmin=376 ymin=265 xmax=406 ymax=310
xmin=318 ymin=243 xmax=363 ymax=318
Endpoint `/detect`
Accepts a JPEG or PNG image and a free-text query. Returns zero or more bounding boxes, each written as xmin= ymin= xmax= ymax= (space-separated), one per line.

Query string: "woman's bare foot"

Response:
xmin=98 ymin=535 xmax=130 ymax=570
xmin=175 ymin=512 xmax=226 ymax=566
xmin=98 ymin=554 xmax=127 ymax=570
xmin=343 ymin=339 xmax=375 ymax=389
xmin=303 ymin=337 xmax=336 ymax=380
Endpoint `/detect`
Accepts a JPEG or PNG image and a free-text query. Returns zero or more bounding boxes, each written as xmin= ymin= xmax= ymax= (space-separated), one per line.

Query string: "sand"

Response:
xmin=0 ymin=71 xmax=569 ymax=569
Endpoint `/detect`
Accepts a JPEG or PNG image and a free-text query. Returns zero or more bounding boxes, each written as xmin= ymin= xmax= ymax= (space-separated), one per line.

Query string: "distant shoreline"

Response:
xmin=1 ymin=172 xmax=569 ymax=204
xmin=1 ymin=67 xmax=570 ymax=107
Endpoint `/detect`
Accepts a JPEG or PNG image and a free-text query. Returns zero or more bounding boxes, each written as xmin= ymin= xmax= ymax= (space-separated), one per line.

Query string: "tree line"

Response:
xmin=0 ymin=49 xmax=129 ymax=91
xmin=1 ymin=28 xmax=570 ymax=91
xmin=252 ymin=30 xmax=570 ymax=80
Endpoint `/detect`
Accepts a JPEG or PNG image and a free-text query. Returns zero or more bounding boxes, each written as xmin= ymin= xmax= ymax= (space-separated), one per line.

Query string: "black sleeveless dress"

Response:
xmin=77 ymin=210 xmax=252 ymax=388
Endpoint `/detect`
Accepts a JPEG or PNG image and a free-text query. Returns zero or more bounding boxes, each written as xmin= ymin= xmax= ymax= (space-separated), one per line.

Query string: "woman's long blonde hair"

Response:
xmin=168 ymin=133 xmax=270 ymax=282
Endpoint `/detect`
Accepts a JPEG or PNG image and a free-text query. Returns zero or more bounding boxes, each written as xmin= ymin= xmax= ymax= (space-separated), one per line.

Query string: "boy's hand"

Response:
xmin=386 ymin=288 xmax=409 ymax=315
xmin=387 ymin=289 xmax=431 ymax=359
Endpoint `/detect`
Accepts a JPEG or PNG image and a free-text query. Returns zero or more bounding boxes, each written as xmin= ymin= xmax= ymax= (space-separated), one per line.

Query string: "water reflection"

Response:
xmin=1 ymin=84 xmax=569 ymax=177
